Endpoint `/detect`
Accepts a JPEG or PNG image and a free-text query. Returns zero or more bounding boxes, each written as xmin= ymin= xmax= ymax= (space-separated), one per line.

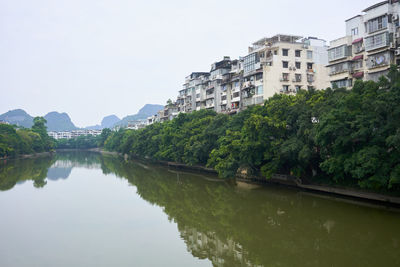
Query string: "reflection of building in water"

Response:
xmin=180 ymin=226 xmax=263 ymax=267
xmin=50 ymin=159 xmax=101 ymax=170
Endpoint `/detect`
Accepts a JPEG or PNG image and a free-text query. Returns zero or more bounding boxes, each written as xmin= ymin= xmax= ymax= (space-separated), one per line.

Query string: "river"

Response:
xmin=0 ymin=151 xmax=399 ymax=267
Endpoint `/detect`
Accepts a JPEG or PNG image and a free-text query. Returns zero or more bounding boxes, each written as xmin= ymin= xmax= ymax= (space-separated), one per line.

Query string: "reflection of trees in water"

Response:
xmin=1 ymin=153 xmax=399 ymax=266
xmin=0 ymin=156 xmax=55 ymax=190
xmin=100 ymin=155 xmax=400 ymax=267
xmin=0 ymin=151 xmax=102 ymax=190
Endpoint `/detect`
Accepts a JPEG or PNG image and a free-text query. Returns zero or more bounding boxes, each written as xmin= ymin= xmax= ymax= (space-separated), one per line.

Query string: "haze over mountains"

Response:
xmin=0 ymin=104 xmax=164 ymax=131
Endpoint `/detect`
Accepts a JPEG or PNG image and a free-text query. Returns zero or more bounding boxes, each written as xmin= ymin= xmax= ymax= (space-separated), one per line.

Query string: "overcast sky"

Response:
xmin=0 ymin=0 xmax=379 ymax=127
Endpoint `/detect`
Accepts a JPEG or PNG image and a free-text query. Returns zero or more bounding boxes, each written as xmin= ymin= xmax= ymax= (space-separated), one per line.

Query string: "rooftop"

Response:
xmin=362 ymin=1 xmax=389 ymax=13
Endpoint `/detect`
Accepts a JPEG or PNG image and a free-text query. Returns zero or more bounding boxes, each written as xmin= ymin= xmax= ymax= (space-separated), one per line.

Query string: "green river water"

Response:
xmin=0 ymin=151 xmax=399 ymax=267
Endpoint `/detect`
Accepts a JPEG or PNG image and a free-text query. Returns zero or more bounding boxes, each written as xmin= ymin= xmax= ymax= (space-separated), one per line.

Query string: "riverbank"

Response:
xmin=48 ymin=148 xmax=400 ymax=206
xmin=145 ymin=157 xmax=400 ymax=206
xmin=0 ymin=151 xmax=54 ymax=161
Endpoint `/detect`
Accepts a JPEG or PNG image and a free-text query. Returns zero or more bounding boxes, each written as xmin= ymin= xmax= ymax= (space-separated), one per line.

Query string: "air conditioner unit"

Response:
xmin=392 ymin=14 xmax=399 ymax=21
xmin=396 ymin=48 xmax=400 ymax=56
xmin=289 ymin=67 xmax=293 ymax=70
xmin=396 ymin=32 xmax=400 ymax=38
xmin=390 ymin=42 xmax=396 ymax=49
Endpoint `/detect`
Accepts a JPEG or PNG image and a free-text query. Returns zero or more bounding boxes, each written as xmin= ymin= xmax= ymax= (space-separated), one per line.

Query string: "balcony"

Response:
xmin=232 ymin=96 xmax=240 ymax=103
xmin=241 ymin=81 xmax=254 ymax=89
xmin=242 ymin=96 xmax=264 ymax=107
xmin=206 ymin=93 xmax=214 ymax=100
xmin=365 ymin=32 xmax=389 ymax=52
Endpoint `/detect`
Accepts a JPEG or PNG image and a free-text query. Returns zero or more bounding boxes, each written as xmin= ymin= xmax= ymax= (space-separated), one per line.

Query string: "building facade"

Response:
xmin=328 ymin=0 xmax=400 ymax=87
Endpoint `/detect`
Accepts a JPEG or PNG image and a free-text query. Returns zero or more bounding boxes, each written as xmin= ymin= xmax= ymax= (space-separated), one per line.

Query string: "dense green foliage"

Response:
xmin=103 ymin=66 xmax=400 ymax=191
xmin=0 ymin=117 xmax=54 ymax=158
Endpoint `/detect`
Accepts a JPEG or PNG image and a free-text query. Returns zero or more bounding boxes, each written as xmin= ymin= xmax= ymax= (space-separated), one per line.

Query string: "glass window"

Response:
xmin=282 ymin=73 xmax=289 ymax=81
xmin=307 ymin=50 xmax=313 ymax=60
xmin=328 ymin=45 xmax=348 ymax=61
xmin=365 ymin=32 xmax=389 ymax=51
xmin=295 ymin=74 xmax=302 ymax=82
xmin=295 ymin=50 xmax=301 ymax=57
xmin=367 ymin=52 xmax=390 ymax=68
xmin=295 ymin=62 xmax=301 ymax=69
xmin=282 ymin=49 xmax=289 ymax=56
xmin=282 ymin=61 xmax=289 ymax=68
xmin=256 ymin=85 xmax=263 ymax=95
xmin=367 ymin=16 xmax=388 ymax=33
xmin=351 ymin=27 xmax=359 ymax=36
xmin=282 ymin=85 xmax=289 ymax=92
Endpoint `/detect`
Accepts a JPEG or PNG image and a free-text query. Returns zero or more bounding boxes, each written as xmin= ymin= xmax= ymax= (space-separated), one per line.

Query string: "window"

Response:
xmin=352 ymin=60 xmax=363 ymax=70
xmin=295 ymin=74 xmax=302 ymax=82
xmin=353 ymin=41 xmax=364 ymax=53
xmin=221 ymin=95 xmax=227 ymax=100
xmin=331 ymin=79 xmax=352 ymax=88
xmin=282 ymin=85 xmax=289 ymax=92
xmin=329 ymin=62 xmax=350 ymax=75
xmin=295 ymin=62 xmax=301 ymax=69
xmin=307 ymin=50 xmax=313 ymax=60
xmin=307 ymin=74 xmax=314 ymax=83
xmin=274 ymin=50 xmax=278 ymax=55
xmin=234 ymin=81 xmax=239 ymax=88
xmin=365 ymin=32 xmax=389 ymax=51
xmin=328 ymin=45 xmax=349 ymax=61
xmin=307 ymin=62 xmax=313 ymax=70
xmin=282 ymin=73 xmax=289 ymax=81
xmin=295 ymin=85 xmax=302 ymax=92
xmin=282 ymin=61 xmax=289 ymax=68
xmin=256 ymin=85 xmax=263 ymax=95
xmin=295 ymin=50 xmax=301 ymax=57
xmin=367 ymin=51 xmax=390 ymax=69
xmin=256 ymin=73 xmax=263 ymax=80
xmin=351 ymin=27 xmax=359 ymax=36
xmin=282 ymin=49 xmax=289 ymax=56
xmin=243 ymin=53 xmax=259 ymax=74
xmin=233 ymin=92 xmax=239 ymax=98
xmin=367 ymin=15 xmax=388 ymax=33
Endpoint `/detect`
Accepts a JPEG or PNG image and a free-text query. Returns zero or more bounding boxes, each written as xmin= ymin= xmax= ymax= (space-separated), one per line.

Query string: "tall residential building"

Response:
xmin=328 ymin=0 xmax=400 ymax=87
xmin=248 ymin=34 xmax=329 ymax=99
xmin=206 ymin=57 xmax=232 ymax=112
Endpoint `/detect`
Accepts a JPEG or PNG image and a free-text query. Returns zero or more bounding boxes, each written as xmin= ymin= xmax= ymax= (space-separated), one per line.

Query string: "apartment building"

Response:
xmin=207 ymin=57 xmax=232 ymax=112
xmin=240 ymin=51 xmax=264 ymax=108
xmin=328 ymin=0 xmax=400 ymax=87
xmin=247 ymin=34 xmax=329 ymax=99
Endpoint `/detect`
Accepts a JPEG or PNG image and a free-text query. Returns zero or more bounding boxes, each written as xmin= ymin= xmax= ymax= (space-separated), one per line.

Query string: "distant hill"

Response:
xmin=44 ymin=112 xmax=77 ymax=132
xmin=0 ymin=109 xmax=33 ymax=128
xmin=113 ymin=104 xmax=163 ymax=127
xmin=101 ymin=115 xmax=120 ymax=128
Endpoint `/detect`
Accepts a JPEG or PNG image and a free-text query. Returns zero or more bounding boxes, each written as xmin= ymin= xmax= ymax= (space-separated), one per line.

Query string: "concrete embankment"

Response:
xmin=165 ymin=161 xmax=400 ymax=206
xmin=52 ymin=149 xmax=400 ymax=206
xmin=0 ymin=151 xmax=54 ymax=161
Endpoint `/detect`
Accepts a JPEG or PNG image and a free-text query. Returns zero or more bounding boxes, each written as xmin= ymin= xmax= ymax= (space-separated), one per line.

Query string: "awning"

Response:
xmin=352 ymin=38 xmax=363 ymax=44
xmin=352 ymin=55 xmax=363 ymax=61
xmin=353 ymin=71 xmax=364 ymax=78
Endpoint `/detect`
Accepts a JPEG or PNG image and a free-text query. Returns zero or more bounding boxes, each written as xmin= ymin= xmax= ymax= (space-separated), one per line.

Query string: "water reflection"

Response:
xmin=0 ymin=152 xmax=399 ymax=266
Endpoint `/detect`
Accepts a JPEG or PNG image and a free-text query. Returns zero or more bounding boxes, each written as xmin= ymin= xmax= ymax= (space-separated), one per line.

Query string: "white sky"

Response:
xmin=0 ymin=0 xmax=379 ymax=127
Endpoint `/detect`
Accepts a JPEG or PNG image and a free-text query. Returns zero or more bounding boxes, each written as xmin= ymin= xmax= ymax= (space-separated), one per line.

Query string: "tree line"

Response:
xmin=0 ymin=117 xmax=54 ymax=158
xmin=103 ymin=66 xmax=400 ymax=192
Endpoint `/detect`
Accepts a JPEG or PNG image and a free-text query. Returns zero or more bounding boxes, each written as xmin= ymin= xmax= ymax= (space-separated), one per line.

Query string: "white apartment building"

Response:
xmin=328 ymin=0 xmax=400 ymax=87
xmin=247 ymin=34 xmax=329 ymax=99
xmin=48 ymin=130 xmax=102 ymax=140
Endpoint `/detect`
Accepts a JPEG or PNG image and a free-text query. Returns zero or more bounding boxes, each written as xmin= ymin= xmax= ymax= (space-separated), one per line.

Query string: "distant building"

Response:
xmin=48 ymin=129 xmax=102 ymax=140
